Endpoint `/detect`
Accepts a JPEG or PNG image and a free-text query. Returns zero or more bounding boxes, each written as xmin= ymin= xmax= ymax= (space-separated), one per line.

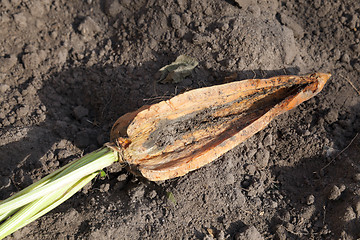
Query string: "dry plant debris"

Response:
xmin=158 ymin=55 xmax=199 ymax=84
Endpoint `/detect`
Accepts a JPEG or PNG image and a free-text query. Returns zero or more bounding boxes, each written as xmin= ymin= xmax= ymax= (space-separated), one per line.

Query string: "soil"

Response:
xmin=1 ymin=0 xmax=360 ymax=239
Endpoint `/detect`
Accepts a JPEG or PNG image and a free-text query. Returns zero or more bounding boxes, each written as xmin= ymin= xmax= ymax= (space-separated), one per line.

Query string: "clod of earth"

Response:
xmin=0 ymin=72 xmax=330 ymax=239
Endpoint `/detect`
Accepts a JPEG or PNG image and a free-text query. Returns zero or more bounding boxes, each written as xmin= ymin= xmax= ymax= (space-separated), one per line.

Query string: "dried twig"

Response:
xmin=143 ymin=94 xmax=172 ymax=102
xmin=320 ymin=133 xmax=359 ymax=172
xmin=322 ymin=205 xmax=326 ymax=226
xmin=341 ymin=74 xmax=360 ymax=96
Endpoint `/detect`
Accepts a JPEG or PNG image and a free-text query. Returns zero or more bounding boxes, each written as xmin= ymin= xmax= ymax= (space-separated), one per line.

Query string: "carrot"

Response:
xmin=111 ymin=73 xmax=330 ymax=180
xmin=0 ymin=72 xmax=330 ymax=239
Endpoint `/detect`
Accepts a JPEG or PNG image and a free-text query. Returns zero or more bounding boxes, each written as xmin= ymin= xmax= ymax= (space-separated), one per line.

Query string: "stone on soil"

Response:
xmin=0 ymin=55 xmax=17 ymax=72
xmin=235 ymin=226 xmax=264 ymax=240
xmin=78 ymin=16 xmax=101 ymax=37
xmin=328 ymin=185 xmax=342 ymax=200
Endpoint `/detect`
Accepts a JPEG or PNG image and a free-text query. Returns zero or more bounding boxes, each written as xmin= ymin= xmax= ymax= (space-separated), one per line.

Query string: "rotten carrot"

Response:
xmin=0 ymin=72 xmax=330 ymax=239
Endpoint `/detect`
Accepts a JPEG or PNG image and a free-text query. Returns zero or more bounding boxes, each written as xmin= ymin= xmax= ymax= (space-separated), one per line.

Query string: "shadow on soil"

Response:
xmin=270 ymin=121 xmax=360 ymax=238
xmin=0 ymin=62 xmax=304 ymax=237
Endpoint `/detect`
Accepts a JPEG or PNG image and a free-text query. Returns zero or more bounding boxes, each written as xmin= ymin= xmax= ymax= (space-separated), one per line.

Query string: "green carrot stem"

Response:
xmin=0 ymin=146 xmax=118 ymax=239
xmin=0 ymin=172 xmax=98 ymax=239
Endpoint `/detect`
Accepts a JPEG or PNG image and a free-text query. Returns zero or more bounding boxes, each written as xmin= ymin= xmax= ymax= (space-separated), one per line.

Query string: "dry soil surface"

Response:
xmin=1 ymin=0 xmax=360 ymax=239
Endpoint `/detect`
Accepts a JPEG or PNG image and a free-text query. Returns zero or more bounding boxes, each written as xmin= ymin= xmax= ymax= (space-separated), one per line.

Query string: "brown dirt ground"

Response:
xmin=0 ymin=0 xmax=360 ymax=239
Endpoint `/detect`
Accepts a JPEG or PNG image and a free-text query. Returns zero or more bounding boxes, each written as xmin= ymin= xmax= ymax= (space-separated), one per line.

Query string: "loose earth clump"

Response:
xmin=1 ymin=0 xmax=360 ymax=239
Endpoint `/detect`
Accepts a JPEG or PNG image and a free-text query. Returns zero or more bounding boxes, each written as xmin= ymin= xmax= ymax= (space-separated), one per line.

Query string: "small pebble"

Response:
xmin=46 ymin=152 xmax=55 ymax=162
xmin=351 ymin=43 xmax=360 ymax=54
xmin=77 ymin=16 xmax=101 ymax=36
xmin=247 ymin=5 xmax=261 ymax=17
xmin=332 ymin=48 xmax=341 ymax=60
xmin=306 ymin=194 xmax=315 ymax=205
xmin=149 ymin=38 xmax=157 ymax=49
xmin=0 ymin=14 xmax=10 ymax=24
xmin=13 ymin=12 xmax=27 ymax=28
xmin=341 ymin=53 xmax=350 ymax=63
xmin=285 ymin=222 xmax=294 ymax=231
xmin=100 ymin=183 xmax=110 ymax=192
xmin=57 ymin=48 xmax=68 ymax=65
xmin=343 ymin=206 xmax=356 ymax=221
xmin=0 ymin=83 xmax=10 ymax=93
xmin=170 ymin=14 xmax=181 ymax=29
xmin=256 ymin=149 xmax=270 ymax=168
xmin=23 ymin=85 xmax=36 ymax=96
xmin=354 ymin=63 xmax=360 ymax=72
xmin=57 ymin=149 xmax=72 ymax=159
xmin=115 ymin=174 xmax=127 ymax=189
xmin=29 ymin=1 xmax=45 ymax=16
xmin=328 ymin=185 xmax=341 ymax=200
xmin=354 ymin=200 xmax=360 ymax=216
xmin=47 ymin=160 xmax=55 ymax=168
xmin=104 ymin=0 xmax=122 ymax=17
xmin=192 ymin=33 xmax=207 ymax=44
xmin=246 ymin=164 xmax=256 ymax=175
xmin=16 ymin=105 xmax=29 ymax=117
xmin=0 ymin=55 xmax=17 ymax=73
xmin=269 ymin=200 xmax=278 ymax=208
xmin=203 ymin=236 xmax=214 ymax=240
xmin=149 ymin=190 xmax=157 ymax=199
xmin=275 ymin=225 xmax=286 ymax=240
xmin=217 ymin=230 xmax=225 ymax=240
xmin=235 ymin=189 xmax=246 ymax=205
xmin=22 ymin=52 xmax=41 ymax=69
xmin=262 ymin=133 xmax=273 ymax=147
xmin=221 ymin=23 xmax=229 ymax=31
xmin=53 ymin=161 xmax=60 ymax=167
xmin=354 ymin=173 xmax=360 ymax=182
xmin=303 ymin=130 xmax=311 ymax=136
xmin=117 ymin=174 xmax=127 ymax=182
xmin=339 ymin=184 xmax=346 ymax=192
xmin=235 ymin=226 xmax=264 ymax=240
xmin=247 ymin=149 xmax=257 ymax=158
xmin=8 ymin=116 xmax=15 ymax=124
